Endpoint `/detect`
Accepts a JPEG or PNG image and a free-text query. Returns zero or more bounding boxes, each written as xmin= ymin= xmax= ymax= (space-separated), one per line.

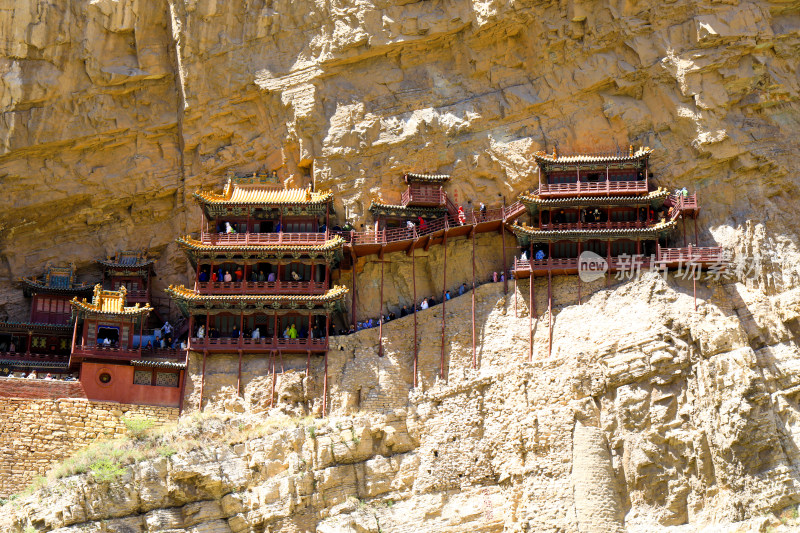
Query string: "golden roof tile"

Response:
xmin=533 ymin=147 xmax=653 ymax=164
xmin=70 ymin=285 xmax=152 ymax=316
xmin=166 ymin=284 xmax=348 ymax=303
xmin=194 ymin=178 xmax=333 ymax=205
xmin=176 ymin=235 xmax=345 ymax=252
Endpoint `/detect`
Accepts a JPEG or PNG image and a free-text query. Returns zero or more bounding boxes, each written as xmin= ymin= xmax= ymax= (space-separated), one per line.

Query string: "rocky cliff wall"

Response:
xmin=3 ymin=271 xmax=800 ymax=531
xmin=2 ymin=0 xmax=800 ymax=530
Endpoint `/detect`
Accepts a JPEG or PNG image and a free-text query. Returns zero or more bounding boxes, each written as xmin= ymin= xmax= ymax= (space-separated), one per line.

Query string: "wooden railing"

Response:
xmin=124 ymin=290 xmax=149 ymax=300
xmin=197 ymin=281 xmax=327 ymax=295
xmin=504 ymin=201 xmax=526 ymax=220
xmin=72 ymin=345 xmax=142 ymax=360
xmin=200 ymin=231 xmax=329 ymax=246
xmin=402 ymin=188 xmax=446 ymax=206
xmin=538 ymin=180 xmax=647 ymax=197
xmin=190 ymin=337 xmax=329 ymax=351
xmin=0 ymin=351 xmax=69 ymax=363
xmin=657 ymin=246 xmax=725 ymax=263
xmin=334 ymin=204 xmax=511 ymax=247
xmin=667 ymin=193 xmax=698 ymax=212
xmin=540 ymin=221 xmax=647 ymax=231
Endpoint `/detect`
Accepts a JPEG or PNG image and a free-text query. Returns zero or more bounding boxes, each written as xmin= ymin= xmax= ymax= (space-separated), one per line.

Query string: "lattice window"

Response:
xmin=133 ymin=370 xmax=152 ymax=385
xmin=155 ymin=372 xmax=179 ymax=388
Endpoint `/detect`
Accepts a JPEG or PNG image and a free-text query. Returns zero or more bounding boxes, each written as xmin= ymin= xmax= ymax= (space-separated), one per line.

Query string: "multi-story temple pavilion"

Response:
xmin=70 ymin=285 xmax=185 ymax=407
xmin=167 ymin=174 xmax=348 ymax=410
xmin=368 ymin=173 xmax=453 ymax=228
xmin=96 ymin=249 xmax=155 ymax=305
xmin=0 ymin=264 xmax=95 ymax=377
xmin=510 ymin=147 xmax=725 ymax=278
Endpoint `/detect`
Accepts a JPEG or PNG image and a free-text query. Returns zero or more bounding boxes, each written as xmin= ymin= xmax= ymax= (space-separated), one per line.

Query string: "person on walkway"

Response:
xmin=429 ymin=295 xmax=438 ymax=306
xmin=493 ymin=271 xmax=498 ymax=282
xmin=292 ymin=271 xmax=301 ymax=282
xmin=480 ymin=202 xmax=487 ymax=221
xmin=163 ymin=321 xmax=173 ymax=336
xmin=348 ymin=325 xmax=356 ymax=334
xmin=231 ymin=326 xmax=240 ymax=339
xmin=225 ymin=222 xmax=236 ymax=234
xmin=267 ymin=271 xmax=276 ymax=282
xmin=406 ymin=220 xmax=415 ymax=230
xmin=418 ymin=217 xmax=427 ymax=231
xmin=458 ymin=206 xmax=466 ymax=225
xmin=289 ymin=324 xmax=298 ymax=339
xmin=420 ymin=298 xmax=429 ymax=310
xmin=234 ymin=267 xmax=243 ymax=282
xmin=258 ymin=270 xmax=265 ymax=282
xmin=198 ymin=270 xmax=209 ymax=282
xmin=535 ymin=249 xmax=545 ymax=261
xmin=283 ymin=326 xmax=291 ymax=339
xmin=224 ymin=270 xmax=233 ymax=282
xmin=521 ymin=250 xmax=528 ymax=261
xmin=458 ymin=283 xmax=467 ymax=296
xmin=197 ymin=325 xmax=205 ymax=339
xmin=445 ymin=290 xmax=451 ymax=301
xmin=275 ymin=222 xmax=282 ymax=233
xmin=252 ymin=327 xmax=260 ymax=340
xmin=400 ymin=305 xmax=409 ymax=317
xmin=27 ymin=370 xmax=37 ymax=380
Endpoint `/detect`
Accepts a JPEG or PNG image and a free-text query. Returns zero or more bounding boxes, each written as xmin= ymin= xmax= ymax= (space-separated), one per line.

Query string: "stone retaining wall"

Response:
xmin=0 ymin=397 xmax=178 ymax=498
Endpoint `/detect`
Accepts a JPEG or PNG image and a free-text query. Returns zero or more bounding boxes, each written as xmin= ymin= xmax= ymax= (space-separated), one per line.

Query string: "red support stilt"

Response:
xmin=237 ymin=349 xmax=242 ymax=397
xmin=280 ymin=351 xmax=285 ymax=374
xmin=471 ymin=228 xmax=476 ymax=369
xmin=379 ymin=259 xmax=384 ymax=357
xmin=529 ymin=262 xmax=533 ymax=362
xmin=514 ymin=275 xmax=518 ymax=318
xmin=548 ymin=271 xmax=553 ymax=359
xmin=306 ymin=350 xmax=311 ymax=377
xmin=412 ymin=245 xmax=418 ymax=389
xmin=440 ymin=230 xmax=447 ymax=380
xmin=501 ymin=223 xmax=508 ymax=294
xmin=577 ymin=241 xmax=582 ymax=305
xmin=199 ymin=350 xmax=207 ymax=412
xmin=323 ymin=351 xmax=328 ymax=417
xmin=270 ymin=351 xmax=276 ymax=408
xmin=694 ymin=214 xmax=699 ymax=246
xmin=351 ymin=252 xmax=357 ymax=327
xmin=682 ymin=216 xmax=687 ymax=248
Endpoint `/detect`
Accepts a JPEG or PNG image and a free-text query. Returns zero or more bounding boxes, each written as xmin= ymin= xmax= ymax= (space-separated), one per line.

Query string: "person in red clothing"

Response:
xmin=234 ymin=267 xmax=243 ymax=282
xmin=418 ymin=216 xmax=427 ymax=231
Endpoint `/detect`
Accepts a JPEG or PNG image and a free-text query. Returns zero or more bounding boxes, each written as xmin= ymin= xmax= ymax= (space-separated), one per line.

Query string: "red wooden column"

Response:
xmin=548 ymin=271 xmax=553 ymax=359
xmin=606 ymin=240 xmax=612 ymax=288
xmin=440 ymin=230 xmax=447 ymax=381
xmin=351 ymin=253 xmax=357 ymax=327
xmin=529 ymin=262 xmax=534 ymax=362
xmin=306 ymin=350 xmax=311 ymax=377
xmin=199 ymin=349 xmax=207 ymax=412
xmin=412 ymin=244 xmax=418 ymax=388
xmin=471 ymin=228 xmax=477 ymax=369
xmin=137 ymin=315 xmax=144 ymax=355
xmin=26 ymin=331 xmax=32 ymax=354
xmin=378 ymin=258 xmax=384 ymax=357
xmin=501 ymin=223 xmax=508 ymax=294
xmin=323 ymin=350 xmax=329 ymax=417
xmin=577 ymin=241 xmax=582 ymax=305
xmin=70 ymin=315 xmax=79 ymax=353
xmin=270 ymin=351 xmax=276 ymax=408
xmin=237 ymin=349 xmax=242 ymax=397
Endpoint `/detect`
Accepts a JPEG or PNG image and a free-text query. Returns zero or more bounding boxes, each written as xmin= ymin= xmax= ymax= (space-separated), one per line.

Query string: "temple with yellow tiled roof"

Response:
xmin=510 ymin=147 xmax=725 ymax=280
xmin=69 ymin=285 xmax=185 ymax=407
xmin=170 ymin=173 xmax=348 ymax=412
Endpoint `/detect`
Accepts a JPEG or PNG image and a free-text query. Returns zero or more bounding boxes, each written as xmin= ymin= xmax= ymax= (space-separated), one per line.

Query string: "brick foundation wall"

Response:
xmin=0 ymin=377 xmax=87 ymax=400
xmin=0 ymin=397 xmax=178 ymax=498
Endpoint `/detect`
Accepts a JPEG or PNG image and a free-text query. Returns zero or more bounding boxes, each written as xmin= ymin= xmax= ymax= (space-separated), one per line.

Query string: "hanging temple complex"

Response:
xmin=0 ymin=147 xmax=726 ymax=413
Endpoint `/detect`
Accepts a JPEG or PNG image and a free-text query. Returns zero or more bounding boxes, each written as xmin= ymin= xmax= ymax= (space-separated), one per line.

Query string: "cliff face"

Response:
xmin=2 ymin=0 xmax=800 ymax=531
xmin=3 ymin=276 xmax=800 ymax=532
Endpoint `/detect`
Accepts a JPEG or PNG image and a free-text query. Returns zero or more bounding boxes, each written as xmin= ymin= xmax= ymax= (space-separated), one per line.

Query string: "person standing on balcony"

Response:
xmin=418 ymin=217 xmax=427 ymax=231
xmin=535 ymin=249 xmax=545 ymax=261
xmin=480 ymin=202 xmax=487 ymax=221
xmin=289 ymin=324 xmax=298 ymax=339
xmin=292 ymin=270 xmax=301 ymax=282
xmin=197 ymin=325 xmax=205 ymax=339
xmin=231 ymin=325 xmax=240 ymax=339
xmin=225 ymin=222 xmax=236 ymax=234
xmin=521 ymin=250 xmax=528 ymax=261
xmin=275 ymin=222 xmax=282 ymax=233
xmin=267 ymin=271 xmax=276 ymax=282
xmin=224 ymin=271 xmax=233 ymax=282
xmin=258 ymin=270 xmax=265 ymax=282
xmin=252 ymin=327 xmax=260 ymax=340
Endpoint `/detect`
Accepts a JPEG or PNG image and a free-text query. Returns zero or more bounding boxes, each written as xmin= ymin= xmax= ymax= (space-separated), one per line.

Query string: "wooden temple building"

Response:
xmin=0 ymin=264 xmax=94 ymax=377
xmin=69 ymin=285 xmax=185 ymax=407
xmin=166 ymin=174 xmax=348 ymax=411
xmin=509 ymin=147 xmax=724 ymax=278
xmin=507 ymin=147 xmax=726 ymax=360
xmin=97 ymin=249 xmax=155 ymax=305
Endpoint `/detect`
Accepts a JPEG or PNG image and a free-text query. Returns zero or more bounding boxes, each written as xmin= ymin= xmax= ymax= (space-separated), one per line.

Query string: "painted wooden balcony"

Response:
xmin=71 ymin=345 xmax=142 ymax=361
xmin=401 ymin=187 xmax=446 ymax=207
xmin=539 ymin=220 xmax=648 ymax=231
xmin=189 ymin=337 xmax=329 ymax=353
xmin=538 ymin=180 xmax=648 ymax=198
xmin=199 ymin=231 xmax=329 ymax=246
xmin=197 ymin=280 xmax=328 ymax=295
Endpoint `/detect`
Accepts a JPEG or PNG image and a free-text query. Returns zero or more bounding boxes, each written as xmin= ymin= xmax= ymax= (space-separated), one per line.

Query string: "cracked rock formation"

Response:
xmin=2 ymin=0 xmax=800 ymax=531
